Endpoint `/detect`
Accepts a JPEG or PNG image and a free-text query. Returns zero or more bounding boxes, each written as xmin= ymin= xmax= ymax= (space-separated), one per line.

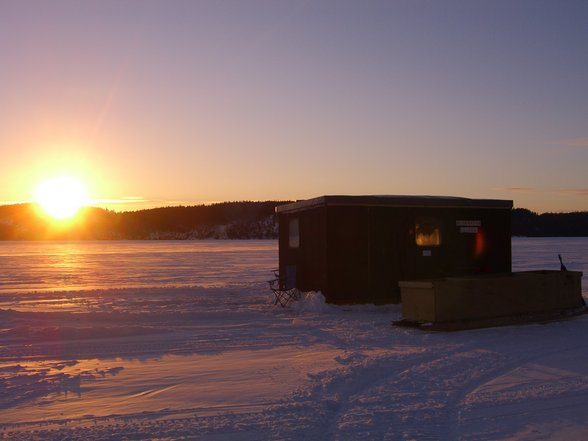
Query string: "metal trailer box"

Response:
xmin=276 ymin=195 xmax=513 ymax=304
xmin=399 ymin=270 xmax=584 ymax=327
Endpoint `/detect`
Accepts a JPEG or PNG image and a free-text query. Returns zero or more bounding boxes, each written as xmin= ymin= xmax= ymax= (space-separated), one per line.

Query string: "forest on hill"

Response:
xmin=0 ymin=203 xmax=586 ymax=240
xmin=0 ymin=201 xmax=291 ymax=240
xmin=511 ymin=208 xmax=588 ymax=237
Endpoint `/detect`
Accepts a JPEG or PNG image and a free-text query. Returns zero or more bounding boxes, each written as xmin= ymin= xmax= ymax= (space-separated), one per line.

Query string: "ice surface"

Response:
xmin=1 ymin=238 xmax=587 ymax=440
xmin=0 ymin=240 xmax=277 ymax=294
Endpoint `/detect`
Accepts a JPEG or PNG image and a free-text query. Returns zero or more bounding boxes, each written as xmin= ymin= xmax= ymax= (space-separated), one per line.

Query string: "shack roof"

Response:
xmin=276 ymin=195 xmax=513 ymax=214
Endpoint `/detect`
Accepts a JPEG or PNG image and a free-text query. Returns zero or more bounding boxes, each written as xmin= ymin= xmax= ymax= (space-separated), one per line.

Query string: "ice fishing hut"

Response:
xmin=276 ymin=195 xmax=513 ymax=304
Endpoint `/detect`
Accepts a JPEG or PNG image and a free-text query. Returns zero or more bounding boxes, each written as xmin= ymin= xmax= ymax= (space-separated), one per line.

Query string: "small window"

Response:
xmin=415 ymin=218 xmax=442 ymax=246
xmin=289 ymin=218 xmax=300 ymax=248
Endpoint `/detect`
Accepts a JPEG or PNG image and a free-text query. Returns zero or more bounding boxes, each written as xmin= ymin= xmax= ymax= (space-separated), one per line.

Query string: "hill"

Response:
xmin=512 ymin=208 xmax=588 ymax=237
xmin=0 ymin=201 xmax=291 ymax=240
xmin=0 ymin=203 xmax=586 ymax=239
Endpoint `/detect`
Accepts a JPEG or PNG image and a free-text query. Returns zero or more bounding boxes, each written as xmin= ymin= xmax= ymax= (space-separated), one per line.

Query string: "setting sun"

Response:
xmin=34 ymin=176 xmax=89 ymax=220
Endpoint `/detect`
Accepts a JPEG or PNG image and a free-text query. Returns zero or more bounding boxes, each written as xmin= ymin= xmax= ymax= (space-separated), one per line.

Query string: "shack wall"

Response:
xmin=277 ymin=197 xmax=512 ymax=305
xmin=278 ymin=207 xmax=328 ymax=293
xmin=325 ymin=206 xmax=371 ymax=304
xmin=322 ymin=205 xmax=511 ymax=304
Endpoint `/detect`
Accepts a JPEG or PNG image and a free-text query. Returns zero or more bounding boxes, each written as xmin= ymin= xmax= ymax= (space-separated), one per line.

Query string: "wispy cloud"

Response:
xmin=0 ymin=200 xmax=28 ymax=205
xmin=90 ymin=196 xmax=150 ymax=205
xmin=555 ymin=188 xmax=588 ymax=197
xmin=499 ymin=187 xmax=536 ymax=193
xmin=498 ymin=187 xmax=588 ymax=197
xmin=550 ymin=138 xmax=588 ymax=147
xmin=89 ymin=197 xmax=201 ymax=212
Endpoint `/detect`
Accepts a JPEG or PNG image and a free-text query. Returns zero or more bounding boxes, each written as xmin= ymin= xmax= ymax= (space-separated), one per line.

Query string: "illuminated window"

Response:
xmin=415 ymin=218 xmax=442 ymax=246
xmin=289 ymin=218 xmax=300 ymax=248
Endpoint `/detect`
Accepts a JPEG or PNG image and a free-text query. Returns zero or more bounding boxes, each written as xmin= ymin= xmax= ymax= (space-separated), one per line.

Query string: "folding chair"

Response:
xmin=268 ymin=269 xmax=301 ymax=307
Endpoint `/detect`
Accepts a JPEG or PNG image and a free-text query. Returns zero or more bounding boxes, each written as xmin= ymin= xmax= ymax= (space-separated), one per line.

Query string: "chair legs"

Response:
xmin=268 ymin=270 xmax=301 ymax=307
xmin=272 ymin=287 xmax=301 ymax=307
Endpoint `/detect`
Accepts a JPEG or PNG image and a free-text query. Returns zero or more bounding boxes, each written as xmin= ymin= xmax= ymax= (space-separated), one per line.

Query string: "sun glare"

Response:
xmin=34 ymin=176 xmax=89 ymax=220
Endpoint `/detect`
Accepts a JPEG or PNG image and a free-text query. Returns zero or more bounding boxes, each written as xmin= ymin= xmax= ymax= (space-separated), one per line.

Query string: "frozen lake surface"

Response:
xmin=0 ymin=237 xmax=585 ymax=294
xmin=0 ymin=240 xmax=278 ymax=293
xmin=0 ymin=238 xmax=587 ymax=440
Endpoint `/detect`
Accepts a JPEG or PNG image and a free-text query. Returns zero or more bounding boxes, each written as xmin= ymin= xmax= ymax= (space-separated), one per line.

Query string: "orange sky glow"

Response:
xmin=1 ymin=1 xmax=587 ymax=214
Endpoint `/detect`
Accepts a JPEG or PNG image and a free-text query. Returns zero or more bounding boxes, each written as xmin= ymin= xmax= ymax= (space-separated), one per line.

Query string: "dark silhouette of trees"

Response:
xmin=512 ymin=208 xmax=588 ymax=236
xmin=0 ymin=201 xmax=291 ymax=240
xmin=0 ymin=203 xmax=585 ymax=240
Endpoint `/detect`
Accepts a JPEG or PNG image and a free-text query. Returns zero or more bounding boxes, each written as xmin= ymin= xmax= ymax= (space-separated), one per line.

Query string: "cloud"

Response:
xmin=91 ymin=197 xmax=150 ymax=205
xmin=551 ymin=138 xmax=588 ymax=147
xmin=0 ymin=200 xmax=28 ymax=205
xmin=498 ymin=187 xmax=588 ymax=197
xmin=89 ymin=197 xmax=204 ymax=212
xmin=556 ymin=188 xmax=588 ymax=197
xmin=499 ymin=187 xmax=536 ymax=193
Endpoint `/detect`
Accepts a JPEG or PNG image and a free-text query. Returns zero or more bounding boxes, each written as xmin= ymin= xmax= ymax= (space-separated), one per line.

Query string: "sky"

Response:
xmin=0 ymin=0 xmax=587 ymax=213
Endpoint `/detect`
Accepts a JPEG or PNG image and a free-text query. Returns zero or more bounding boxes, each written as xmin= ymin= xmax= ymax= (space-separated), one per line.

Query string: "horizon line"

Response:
xmin=0 ymin=200 xmax=586 ymax=215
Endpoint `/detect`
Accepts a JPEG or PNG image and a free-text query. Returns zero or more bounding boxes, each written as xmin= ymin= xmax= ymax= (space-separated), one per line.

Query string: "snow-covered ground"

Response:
xmin=0 ymin=238 xmax=587 ymax=440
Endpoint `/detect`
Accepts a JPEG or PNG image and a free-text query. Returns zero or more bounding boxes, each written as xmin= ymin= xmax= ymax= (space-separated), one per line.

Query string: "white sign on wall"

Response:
xmin=456 ymin=220 xmax=481 ymax=227
xmin=457 ymin=220 xmax=481 ymax=234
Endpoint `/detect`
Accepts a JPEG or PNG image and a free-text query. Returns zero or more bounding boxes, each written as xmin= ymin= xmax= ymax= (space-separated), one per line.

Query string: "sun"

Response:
xmin=34 ymin=176 xmax=89 ymax=220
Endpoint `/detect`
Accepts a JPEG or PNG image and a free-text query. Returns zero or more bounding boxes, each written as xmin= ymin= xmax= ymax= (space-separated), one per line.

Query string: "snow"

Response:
xmin=0 ymin=238 xmax=587 ymax=440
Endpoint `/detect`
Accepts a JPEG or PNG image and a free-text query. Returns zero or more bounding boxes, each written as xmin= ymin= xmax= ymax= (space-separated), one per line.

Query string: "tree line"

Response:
xmin=511 ymin=208 xmax=588 ymax=237
xmin=0 ymin=203 xmax=586 ymax=240
xmin=0 ymin=201 xmax=291 ymax=240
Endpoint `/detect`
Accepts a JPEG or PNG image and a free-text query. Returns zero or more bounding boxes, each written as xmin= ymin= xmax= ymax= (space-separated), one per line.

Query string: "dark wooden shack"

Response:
xmin=276 ymin=195 xmax=513 ymax=304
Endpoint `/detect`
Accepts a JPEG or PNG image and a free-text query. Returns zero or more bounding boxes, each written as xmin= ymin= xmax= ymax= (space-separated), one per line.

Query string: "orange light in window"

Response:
xmin=415 ymin=219 xmax=442 ymax=246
